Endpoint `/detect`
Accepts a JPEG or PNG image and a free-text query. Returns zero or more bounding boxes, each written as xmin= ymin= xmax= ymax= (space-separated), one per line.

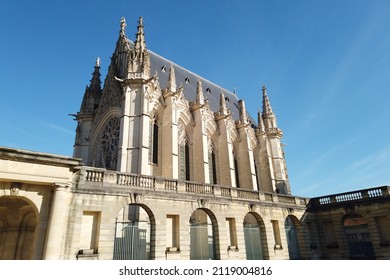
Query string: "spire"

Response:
xmin=80 ymin=58 xmax=102 ymax=113
xmin=120 ymin=17 xmax=127 ymax=35
xmin=125 ymin=16 xmax=150 ymax=79
xmin=261 ymin=85 xmax=280 ymax=133
xmin=196 ymin=79 xmax=205 ymax=105
xmin=134 ymin=16 xmax=146 ymax=55
xmin=262 ymin=85 xmax=273 ymax=118
xmin=89 ymin=57 xmax=102 ymax=92
xmin=168 ymin=65 xmax=177 ymax=92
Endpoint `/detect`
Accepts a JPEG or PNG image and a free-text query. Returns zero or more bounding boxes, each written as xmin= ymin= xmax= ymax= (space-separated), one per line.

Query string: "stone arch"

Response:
xmin=285 ymin=215 xmax=307 ymax=259
xmin=243 ymin=211 xmax=269 ymax=259
xmin=342 ymin=213 xmax=375 ymax=259
xmin=0 ymin=196 xmax=39 ymax=260
xmin=189 ymin=208 xmax=220 ymax=260
xmin=113 ymin=202 xmax=156 ymax=260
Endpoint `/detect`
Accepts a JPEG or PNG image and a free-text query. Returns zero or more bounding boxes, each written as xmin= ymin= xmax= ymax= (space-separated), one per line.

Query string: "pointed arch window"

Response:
xmin=149 ymin=116 xmax=159 ymax=164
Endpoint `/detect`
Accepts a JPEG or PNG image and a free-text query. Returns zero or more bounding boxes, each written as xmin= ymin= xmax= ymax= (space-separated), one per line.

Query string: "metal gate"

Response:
xmin=113 ymin=221 xmax=150 ymax=260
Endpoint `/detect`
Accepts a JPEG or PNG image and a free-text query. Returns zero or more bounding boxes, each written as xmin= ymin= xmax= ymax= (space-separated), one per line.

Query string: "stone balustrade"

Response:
xmin=308 ymin=185 xmax=390 ymax=209
xmin=74 ymin=166 xmax=308 ymax=207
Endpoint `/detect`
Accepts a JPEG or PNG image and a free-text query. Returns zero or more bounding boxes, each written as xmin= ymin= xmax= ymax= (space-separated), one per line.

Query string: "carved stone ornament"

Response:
xmin=202 ymin=104 xmax=215 ymax=127
xmin=226 ymin=117 xmax=238 ymax=140
xmin=248 ymin=203 xmax=257 ymax=213
xmin=10 ymin=182 xmax=21 ymax=196
xmin=95 ymin=65 xmax=123 ymax=122
xmin=130 ymin=192 xmax=144 ymax=204
xmin=145 ymin=77 xmax=161 ymax=105
xmin=197 ymin=199 xmax=209 ymax=209
xmin=172 ymin=93 xmax=187 ymax=112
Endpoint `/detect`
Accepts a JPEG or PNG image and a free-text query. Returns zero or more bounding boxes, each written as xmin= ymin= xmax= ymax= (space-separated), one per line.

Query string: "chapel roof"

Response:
xmin=139 ymin=44 xmax=256 ymax=125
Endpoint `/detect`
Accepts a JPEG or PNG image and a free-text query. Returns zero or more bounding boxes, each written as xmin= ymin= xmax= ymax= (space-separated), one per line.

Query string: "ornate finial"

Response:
xmin=95 ymin=57 xmax=101 ymax=68
xmin=262 ymin=84 xmax=273 ymax=116
xmin=120 ymin=17 xmax=127 ymax=32
xmin=138 ymin=16 xmax=144 ymax=26
xmin=261 ymin=84 xmax=279 ymax=130
xmin=134 ymin=16 xmax=147 ymax=53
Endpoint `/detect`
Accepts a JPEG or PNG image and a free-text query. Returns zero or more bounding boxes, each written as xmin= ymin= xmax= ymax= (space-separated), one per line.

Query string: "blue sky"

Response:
xmin=1 ymin=0 xmax=389 ymax=198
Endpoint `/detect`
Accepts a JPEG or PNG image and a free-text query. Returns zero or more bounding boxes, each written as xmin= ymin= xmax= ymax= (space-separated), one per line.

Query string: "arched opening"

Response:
xmin=285 ymin=215 xmax=301 ymax=259
xmin=0 ymin=197 xmax=38 ymax=260
xmin=243 ymin=212 xmax=268 ymax=259
xmin=113 ymin=204 xmax=155 ymax=260
xmin=189 ymin=209 xmax=219 ymax=260
xmin=343 ymin=213 xmax=375 ymax=259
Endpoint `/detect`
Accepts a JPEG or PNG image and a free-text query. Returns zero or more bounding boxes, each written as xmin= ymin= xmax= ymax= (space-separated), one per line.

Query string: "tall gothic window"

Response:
xmin=233 ymin=150 xmax=240 ymax=188
xmin=179 ymin=141 xmax=190 ymax=181
xmin=149 ymin=117 xmax=159 ymax=164
xmin=179 ymin=126 xmax=190 ymax=181
xmin=95 ymin=117 xmax=120 ymax=170
xmin=208 ymin=142 xmax=217 ymax=185
xmin=185 ymin=143 xmax=190 ymax=181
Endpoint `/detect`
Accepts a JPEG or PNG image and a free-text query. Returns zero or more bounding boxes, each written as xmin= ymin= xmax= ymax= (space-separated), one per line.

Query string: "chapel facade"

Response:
xmin=0 ymin=17 xmax=310 ymax=260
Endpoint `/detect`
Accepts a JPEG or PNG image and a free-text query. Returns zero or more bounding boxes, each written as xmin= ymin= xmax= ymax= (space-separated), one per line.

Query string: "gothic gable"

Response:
xmin=94 ymin=64 xmax=123 ymax=124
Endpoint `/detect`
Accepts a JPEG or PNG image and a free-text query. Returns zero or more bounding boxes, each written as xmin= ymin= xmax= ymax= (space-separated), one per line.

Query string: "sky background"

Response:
xmin=1 ymin=0 xmax=389 ymax=198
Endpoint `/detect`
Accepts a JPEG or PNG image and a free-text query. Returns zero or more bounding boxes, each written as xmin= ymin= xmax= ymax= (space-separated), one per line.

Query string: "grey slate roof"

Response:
xmin=147 ymin=49 xmax=256 ymax=125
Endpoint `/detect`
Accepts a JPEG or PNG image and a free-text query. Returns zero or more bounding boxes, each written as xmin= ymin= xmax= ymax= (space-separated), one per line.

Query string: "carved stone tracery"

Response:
xmin=92 ymin=117 xmax=121 ymax=170
xmin=95 ymin=65 xmax=123 ymax=123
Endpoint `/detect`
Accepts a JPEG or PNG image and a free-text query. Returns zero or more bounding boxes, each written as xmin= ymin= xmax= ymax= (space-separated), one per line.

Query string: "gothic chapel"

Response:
xmin=0 ymin=17 xmax=309 ymax=260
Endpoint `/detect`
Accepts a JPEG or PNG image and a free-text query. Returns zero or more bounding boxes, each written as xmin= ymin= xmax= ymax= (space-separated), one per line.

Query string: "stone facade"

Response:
xmin=306 ymin=186 xmax=390 ymax=260
xmin=3 ymin=17 xmax=388 ymax=261
xmin=0 ymin=147 xmax=308 ymax=260
xmin=0 ymin=17 xmax=309 ymax=260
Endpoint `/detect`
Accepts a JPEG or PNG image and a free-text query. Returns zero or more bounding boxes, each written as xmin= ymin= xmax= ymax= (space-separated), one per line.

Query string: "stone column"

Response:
xmin=43 ymin=184 xmax=69 ymax=260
